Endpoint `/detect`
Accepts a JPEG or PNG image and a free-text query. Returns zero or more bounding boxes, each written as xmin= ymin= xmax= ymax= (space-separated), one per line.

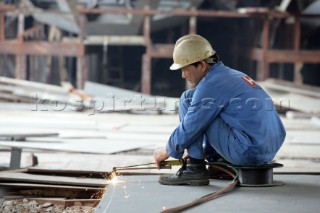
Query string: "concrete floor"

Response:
xmin=96 ymin=174 xmax=320 ymax=213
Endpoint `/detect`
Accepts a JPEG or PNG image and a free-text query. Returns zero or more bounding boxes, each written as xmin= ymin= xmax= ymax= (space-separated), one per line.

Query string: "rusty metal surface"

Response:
xmin=266 ymin=50 xmax=320 ymax=63
xmin=141 ymin=9 xmax=152 ymax=95
xmin=22 ymin=25 xmax=43 ymax=39
xmin=0 ymin=4 xmax=15 ymax=12
xmin=0 ymin=13 xmax=4 ymax=41
xmin=141 ymin=54 xmax=151 ymax=95
xmin=77 ymin=52 xmax=85 ymax=89
xmin=250 ymin=48 xmax=320 ymax=63
xmin=0 ymin=41 xmax=82 ymax=56
xmin=189 ymin=13 xmax=197 ymax=34
xmin=15 ymin=1 xmax=26 ymax=80
xmin=151 ymin=44 xmax=174 ymax=58
xmin=261 ymin=17 xmax=270 ymax=80
xmin=15 ymin=55 xmax=26 ymax=80
xmin=294 ymin=17 xmax=301 ymax=51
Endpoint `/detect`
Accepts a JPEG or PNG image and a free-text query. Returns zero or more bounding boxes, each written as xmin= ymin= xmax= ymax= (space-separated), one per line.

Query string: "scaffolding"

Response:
xmin=0 ymin=2 xmax=320 ymax=94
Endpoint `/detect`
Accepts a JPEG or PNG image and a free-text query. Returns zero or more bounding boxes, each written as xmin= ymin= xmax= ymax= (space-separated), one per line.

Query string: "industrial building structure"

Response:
xmin=0 ymin=0 xmax=319 ymax=97
xmin=0 ymin=1 xmax=320 ymax=212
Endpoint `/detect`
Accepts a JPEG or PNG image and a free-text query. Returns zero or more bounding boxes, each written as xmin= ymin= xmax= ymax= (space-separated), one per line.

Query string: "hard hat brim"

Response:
xmin=170 ymin=63 xmax=184 ymax=70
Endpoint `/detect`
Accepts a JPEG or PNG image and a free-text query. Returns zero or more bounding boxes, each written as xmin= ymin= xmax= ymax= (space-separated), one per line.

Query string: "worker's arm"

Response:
xmin=166 ymin=82 xmax=225 ymax=159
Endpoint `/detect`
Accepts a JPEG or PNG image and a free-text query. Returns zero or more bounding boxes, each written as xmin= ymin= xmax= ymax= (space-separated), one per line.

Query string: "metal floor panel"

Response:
xmin=96 ymin=175 xmax=320 ymax=213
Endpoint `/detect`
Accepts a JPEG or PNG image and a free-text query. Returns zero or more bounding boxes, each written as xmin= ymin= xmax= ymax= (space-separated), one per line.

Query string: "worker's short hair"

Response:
xmin=190 ymin=53 xmax=219 ymax=67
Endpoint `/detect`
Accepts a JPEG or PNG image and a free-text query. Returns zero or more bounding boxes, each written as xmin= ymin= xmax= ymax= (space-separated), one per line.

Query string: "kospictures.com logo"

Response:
xmin=31 ymin=94 xmax=290 ymax=115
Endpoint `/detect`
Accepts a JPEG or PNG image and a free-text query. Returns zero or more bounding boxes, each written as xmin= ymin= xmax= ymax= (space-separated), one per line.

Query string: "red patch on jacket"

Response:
xmin=241 ymin=75 xmax=257 ymax=86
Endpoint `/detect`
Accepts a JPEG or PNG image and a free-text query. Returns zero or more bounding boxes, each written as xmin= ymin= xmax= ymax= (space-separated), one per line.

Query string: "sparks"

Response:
xmin=109 ymin=169 xmax=124 ymax=185
xmin=110 ymin=175 xmax=118 ymax=185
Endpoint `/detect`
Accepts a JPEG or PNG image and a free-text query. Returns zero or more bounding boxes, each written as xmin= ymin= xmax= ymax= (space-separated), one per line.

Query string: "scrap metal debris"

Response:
xmin=0 ymin=198 xmax=95 ymax=213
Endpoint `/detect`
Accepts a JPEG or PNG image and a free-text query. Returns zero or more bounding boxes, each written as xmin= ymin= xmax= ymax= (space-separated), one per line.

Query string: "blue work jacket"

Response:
xmin=166 ymin=62 xmax=286 ymax=165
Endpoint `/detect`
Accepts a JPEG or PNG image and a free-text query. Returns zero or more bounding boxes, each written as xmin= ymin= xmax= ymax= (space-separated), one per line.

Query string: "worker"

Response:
xmin=154 ymin=34 xmax=286 ymax=186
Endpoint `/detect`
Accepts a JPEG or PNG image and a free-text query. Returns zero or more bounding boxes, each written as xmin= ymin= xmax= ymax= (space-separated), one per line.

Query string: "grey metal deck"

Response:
xmin=96 ymin=174 xmax=320 ymax=213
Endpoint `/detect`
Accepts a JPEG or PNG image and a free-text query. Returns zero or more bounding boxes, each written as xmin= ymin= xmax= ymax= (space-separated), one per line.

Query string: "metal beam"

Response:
xmin=141 ymin=10 xmax=151 ymax=95
xmin=150 ymin=44 xmax=174 ymax=58
xmin=249 ymin=48 xmax=263 ymax=61
xmin=77 ymin=14 xmax=86 ymax=89
xmin=84 ymin=36 xmax=145 ymax=45
xmin=16 ymin=2 xmax=26 ymax=80
xmin=141 ymin=53 xmax=151 ymax=95
xmin=78 ymin=7 xmax=261 ymax=18
xmin=267 ymin=50 xmax=320 ymax=63
xmin=293 ymin=16 xmax=302 ymax=85
xmin=257 ymin=17 xmax=270 ymax=81
xmin=249 ymin=48 xmax=320 ymax=63
xmin=0 ymin=40 xmax=82 ymax=56
xmin=189 ymin=7 xmax=197 ymax=34
xmin=0 ymin=12 xmax=4 ymax=41
xmin=0 ymin=5 xmax=15 ymax=12
xmin=10 ymin=147 xmax=22 ymax=169
xmin=293 ymin=17 xmax=301 ymax=51
xmin=22 ymin=25 xmax=43 ymax=38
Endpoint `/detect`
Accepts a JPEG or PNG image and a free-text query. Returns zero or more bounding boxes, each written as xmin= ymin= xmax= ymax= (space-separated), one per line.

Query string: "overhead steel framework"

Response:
xmin=0 ymin=3 xmax=320 ymax=93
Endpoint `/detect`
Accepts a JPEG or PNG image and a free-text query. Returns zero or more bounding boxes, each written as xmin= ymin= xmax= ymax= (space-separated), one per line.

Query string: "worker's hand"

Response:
xmin=153 ymin=147 xmax=169 ymax=169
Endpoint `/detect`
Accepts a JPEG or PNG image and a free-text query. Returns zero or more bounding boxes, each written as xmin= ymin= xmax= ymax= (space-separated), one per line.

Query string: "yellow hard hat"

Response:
xmin=170 ymin=34 xmax=216 ymax=70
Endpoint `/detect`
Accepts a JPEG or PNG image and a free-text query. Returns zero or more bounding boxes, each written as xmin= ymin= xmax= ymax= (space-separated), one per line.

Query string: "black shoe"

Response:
xmin=158 ymin=162 xmax=209 ymax=186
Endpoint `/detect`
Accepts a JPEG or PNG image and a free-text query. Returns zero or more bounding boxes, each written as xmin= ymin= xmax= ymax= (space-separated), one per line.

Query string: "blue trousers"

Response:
xmin=179 ymin=89 xmax=263 ymax=166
